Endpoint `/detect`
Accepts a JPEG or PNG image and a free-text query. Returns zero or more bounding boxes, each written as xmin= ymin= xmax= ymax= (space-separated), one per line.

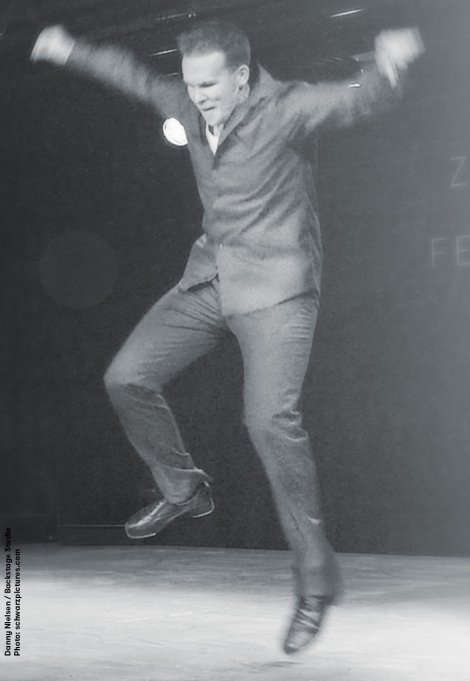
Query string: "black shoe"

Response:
xmin=283 ymin=595 xmax=332 ymax=655
xmin=125 ymin=482 xmax=214 ymax=539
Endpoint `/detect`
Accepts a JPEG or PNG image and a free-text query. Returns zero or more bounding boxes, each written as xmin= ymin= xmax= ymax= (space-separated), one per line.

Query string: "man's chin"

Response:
xmin=200 ymin=109 xmax=224 ymax=126
xmin=202 ymin=113 xmax=219 ymax=126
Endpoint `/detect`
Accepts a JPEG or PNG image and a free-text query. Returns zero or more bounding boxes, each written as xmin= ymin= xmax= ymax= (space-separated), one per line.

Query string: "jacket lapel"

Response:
xmin=215 ymin=66 xmax=276 ymax=155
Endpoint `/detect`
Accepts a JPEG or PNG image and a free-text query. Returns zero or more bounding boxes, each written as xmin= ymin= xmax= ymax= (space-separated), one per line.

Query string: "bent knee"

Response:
xmin=244 ymin=410 xmax=277 ymax=440
xmin=244 ymin=409 xmax=303 ymax=440
xmin=103 ymin=355 xmax=161 ymax=397
xmin=103 ymin=340 xmax=176 ymax=401
xmin=103 ymin=359 xmax=132 ymax=397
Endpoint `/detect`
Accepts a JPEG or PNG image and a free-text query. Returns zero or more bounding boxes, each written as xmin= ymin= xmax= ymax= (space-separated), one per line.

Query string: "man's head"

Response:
xmin=177 ymin=19 xmax=251 ymax=128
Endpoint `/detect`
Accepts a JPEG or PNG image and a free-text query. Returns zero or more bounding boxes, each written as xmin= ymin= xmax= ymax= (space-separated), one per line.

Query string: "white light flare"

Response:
xmin=162 ymin=118 xmax=188 ymax=147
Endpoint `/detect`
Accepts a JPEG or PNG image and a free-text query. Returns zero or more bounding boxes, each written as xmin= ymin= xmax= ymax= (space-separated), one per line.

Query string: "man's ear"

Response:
xmin=236 ymin=64 xmax=250 ymax=88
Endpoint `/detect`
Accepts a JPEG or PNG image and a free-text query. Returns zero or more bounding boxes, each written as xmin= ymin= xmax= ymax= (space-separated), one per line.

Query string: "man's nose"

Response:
xmin=193 ymin=87 xmax=207 ymax=105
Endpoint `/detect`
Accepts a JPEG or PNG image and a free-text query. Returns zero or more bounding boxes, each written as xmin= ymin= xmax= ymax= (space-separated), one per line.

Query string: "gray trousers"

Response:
xmin=104 ymin=279 xmax=341 ymax=599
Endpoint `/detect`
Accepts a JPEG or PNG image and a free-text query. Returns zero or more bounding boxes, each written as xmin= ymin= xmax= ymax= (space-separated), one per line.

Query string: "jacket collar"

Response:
xmin=215 ymin=65 xmax=276 ymax=150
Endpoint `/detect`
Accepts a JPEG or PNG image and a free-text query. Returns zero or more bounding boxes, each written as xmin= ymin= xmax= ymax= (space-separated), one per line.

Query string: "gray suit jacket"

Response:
xmin=67 ymin=41 xmax=403 ymax=315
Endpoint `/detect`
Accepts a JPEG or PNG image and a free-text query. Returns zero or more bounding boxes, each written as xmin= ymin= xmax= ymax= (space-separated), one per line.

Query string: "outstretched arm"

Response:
xmin=31 ymin=26 xmax=187 ymax=120
xmin=286 ymin=27 xmax=425 ymax=140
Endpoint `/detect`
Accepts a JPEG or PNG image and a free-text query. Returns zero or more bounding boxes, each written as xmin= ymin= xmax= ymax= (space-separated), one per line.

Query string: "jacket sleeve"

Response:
xmin=66 ymin=39 xmax=187 ymax=119
xmin=285 ymin=63 xmax=407 ymax=141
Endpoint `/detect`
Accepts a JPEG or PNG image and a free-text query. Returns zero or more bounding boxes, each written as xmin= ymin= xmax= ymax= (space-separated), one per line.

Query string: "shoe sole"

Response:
xmin=125 ymin=526 xmax=158 ymax=540
xmin=283 ymin=626 xmax=322 ymax=656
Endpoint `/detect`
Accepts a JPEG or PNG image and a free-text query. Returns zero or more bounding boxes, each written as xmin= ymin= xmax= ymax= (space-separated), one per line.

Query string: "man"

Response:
xmin=32 ymin=18 xmax=423 ymax=654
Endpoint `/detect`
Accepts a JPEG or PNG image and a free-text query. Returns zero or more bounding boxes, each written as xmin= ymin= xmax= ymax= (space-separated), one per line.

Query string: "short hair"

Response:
xmin=177 ymin=18 xmax=251 ymax=71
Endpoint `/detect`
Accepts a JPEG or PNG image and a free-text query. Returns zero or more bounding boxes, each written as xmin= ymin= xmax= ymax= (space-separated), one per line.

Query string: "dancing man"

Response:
xmin=31 ymin=17 xmax=423 ymax=654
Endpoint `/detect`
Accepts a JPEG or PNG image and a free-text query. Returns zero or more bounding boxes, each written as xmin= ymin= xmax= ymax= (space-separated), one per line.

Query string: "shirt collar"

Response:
xmin=246 ymin=64 xmax=277 ymax=108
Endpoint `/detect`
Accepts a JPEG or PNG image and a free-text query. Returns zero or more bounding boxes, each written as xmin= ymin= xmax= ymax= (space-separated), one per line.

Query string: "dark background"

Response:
xmin=1 ymin=0 xmax=469 ymax=555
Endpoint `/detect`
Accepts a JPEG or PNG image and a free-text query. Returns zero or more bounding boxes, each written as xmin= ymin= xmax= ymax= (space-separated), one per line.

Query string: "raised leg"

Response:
xmin=104 ymin=281 xmax=229 ymax=503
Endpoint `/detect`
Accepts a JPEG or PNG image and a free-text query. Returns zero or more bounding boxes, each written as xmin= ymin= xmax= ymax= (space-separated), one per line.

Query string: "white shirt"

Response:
xmin=206 ymin=124 xmax=221 ymax=155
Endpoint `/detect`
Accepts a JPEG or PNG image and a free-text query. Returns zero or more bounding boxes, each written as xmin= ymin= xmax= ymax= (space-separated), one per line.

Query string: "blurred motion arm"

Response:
xmin=286 ymin=27 xmax=424 ymax=140
xmin=31 ymin=25 xmax=186 ymax=120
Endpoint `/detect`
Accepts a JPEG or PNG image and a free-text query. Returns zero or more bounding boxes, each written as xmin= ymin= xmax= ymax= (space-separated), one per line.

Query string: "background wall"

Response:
xmin=1 ymin=0 xmax=469 ymax=555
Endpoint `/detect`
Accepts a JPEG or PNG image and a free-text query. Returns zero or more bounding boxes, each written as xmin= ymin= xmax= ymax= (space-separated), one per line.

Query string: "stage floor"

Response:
xmin=3 ymin=544 xmax=469 ymax=680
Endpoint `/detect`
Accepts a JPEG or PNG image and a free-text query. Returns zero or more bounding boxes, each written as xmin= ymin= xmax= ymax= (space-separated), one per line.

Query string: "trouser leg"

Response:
xmin=228 ymin=293 xmax=342 ymax=598
xmin=104 ymin=281 xmax=229 ymax=503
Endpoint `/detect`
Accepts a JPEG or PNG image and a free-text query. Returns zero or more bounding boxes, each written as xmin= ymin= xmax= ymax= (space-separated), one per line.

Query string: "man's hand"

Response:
xmin=31 ymin=25 xmax=75 ymax=65
xmin=375 ymin=28 xmax=425 ymax=87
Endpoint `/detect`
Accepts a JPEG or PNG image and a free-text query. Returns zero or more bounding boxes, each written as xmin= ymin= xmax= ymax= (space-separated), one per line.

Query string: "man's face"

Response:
xmin=182 ymin=50 xmax=247 ymax=129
